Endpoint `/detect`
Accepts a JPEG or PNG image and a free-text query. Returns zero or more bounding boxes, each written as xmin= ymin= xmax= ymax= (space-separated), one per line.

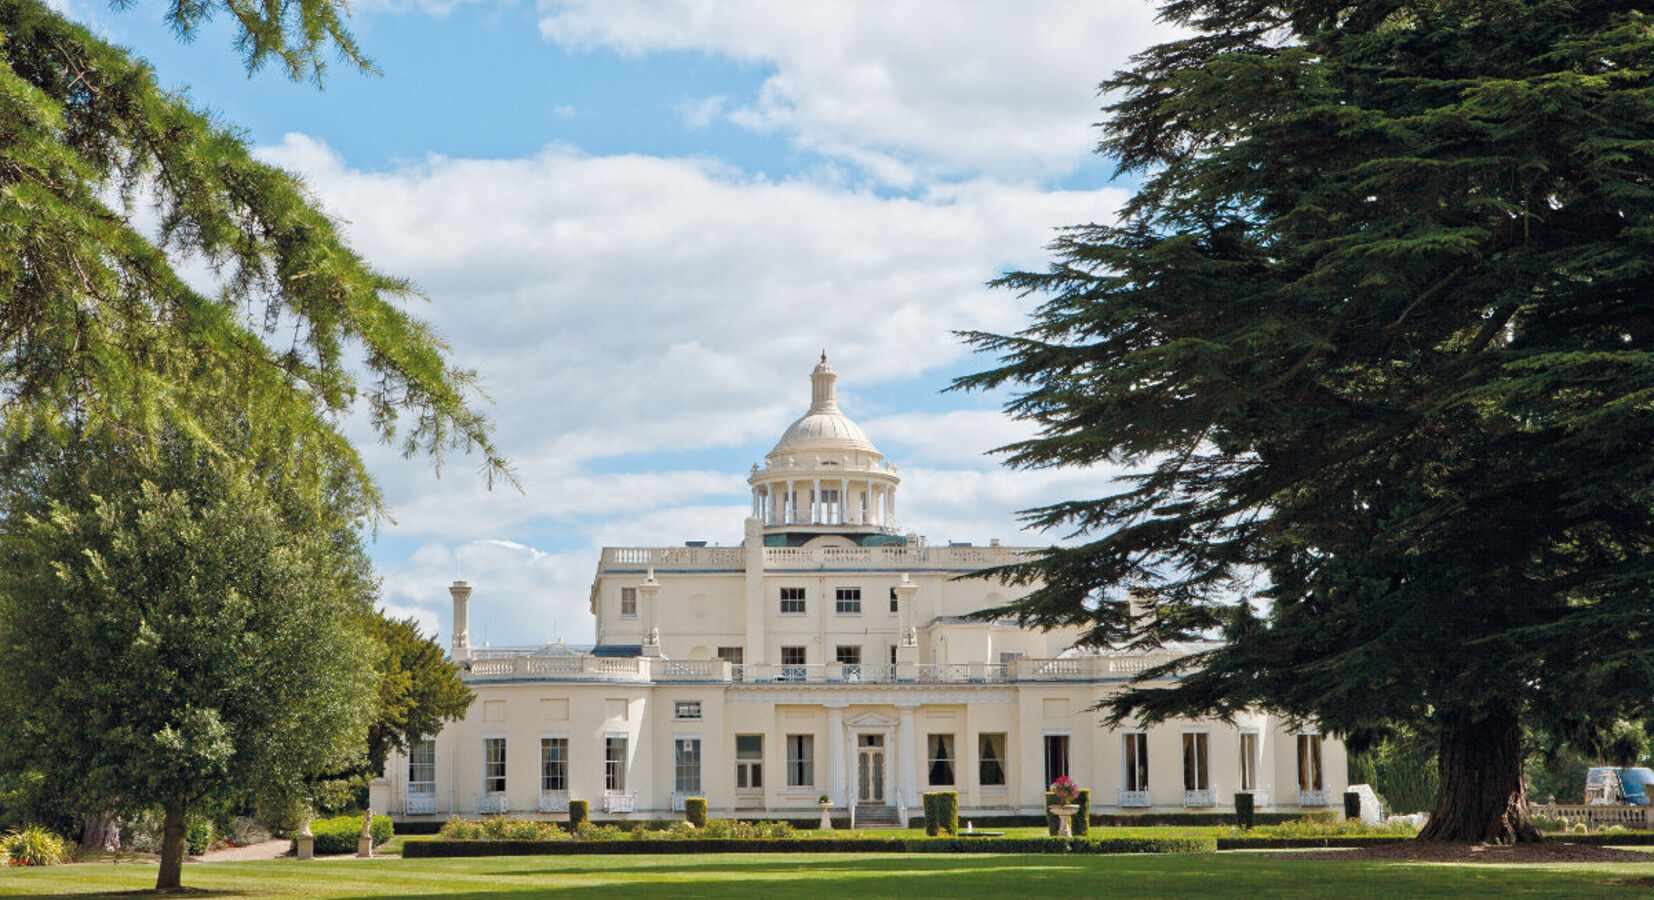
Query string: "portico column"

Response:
xmin=752 ymin=488 xmax=761 ymax=518
xmin=786 ymin=480 xmax=795 ymax=524
xmin=896 ymin=704 xmax=918 ymax=811
xmin=888 ymin=486 xmax=897 ymax=524
xmin=826 ymin=704 xmax=847 ymax=806
xmin=840 ymin=478 xmax=848 ymax=525
xmin=813 ymin=478 xmax=822 ymax=524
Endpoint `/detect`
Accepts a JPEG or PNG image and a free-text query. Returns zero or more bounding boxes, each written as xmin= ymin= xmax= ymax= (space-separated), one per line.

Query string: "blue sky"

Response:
xmin=70 ymin=0 xmax=1171 ymax=647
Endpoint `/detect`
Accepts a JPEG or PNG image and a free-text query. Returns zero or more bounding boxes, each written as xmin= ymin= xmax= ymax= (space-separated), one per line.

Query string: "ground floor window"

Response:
xmin=1043 ymin=734 xmax=1070 ymax=786
xmin=787 ymin=734 xmax=814 ymax=787
xmin=737 ymin=734 xmax=763 ymax=789
xmin=605 ymin=736 xmax=628 ymax=792
xmin=1297 ymin=734 xmax=1323 ymax=791
xmin=928 ymin=734 xmax=956 ymax=786
xmin=484 ymin=738 xmax=507 ymax=794
xmin=1239 ymin=732 xmax=1258 ymax=792
xmin=1182 ymin=732 xmax=1210 ymax=791
xmin=541 ymin=737 xmax=568 ymax=791
xmin=409 ymin=740 xmax=436 ymax=795
xmin=979 ymin=733 xmax=1006 ymax=786
xmin=675 ymin=738 xmax=701 ymax=794
xmin=1123 ymin=733 xmax=1148 ymax=792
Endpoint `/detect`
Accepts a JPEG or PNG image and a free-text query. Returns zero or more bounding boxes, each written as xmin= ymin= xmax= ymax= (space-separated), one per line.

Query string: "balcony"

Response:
xmin=475 ymin=793 xmax=508 ymax=815
xmin=604 ymin=792 xmax=637 ymax=814
xmin=1182 ymin=789 xmax=1215 ymax=808
xmin=538 ymin=791 xmax=570 ymax=813
xmin=462 ymin=654 xmax=1185 ymax=686
xmin=599 ymin=544 xmax=1043 ymax=573
xmin=1118 ymin=790 xmax=1151 ymax=808
xmin=404 ymin=793 xmax=438 ymax=816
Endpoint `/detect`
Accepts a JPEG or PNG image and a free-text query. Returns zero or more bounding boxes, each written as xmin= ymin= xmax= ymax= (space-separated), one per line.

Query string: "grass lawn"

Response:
xmin=3 ymin=850 xmax=1653 ymax=899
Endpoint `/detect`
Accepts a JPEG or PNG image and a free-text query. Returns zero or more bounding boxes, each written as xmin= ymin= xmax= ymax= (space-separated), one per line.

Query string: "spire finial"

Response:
xmin=821 ymin=349 xmax=827 ymax=363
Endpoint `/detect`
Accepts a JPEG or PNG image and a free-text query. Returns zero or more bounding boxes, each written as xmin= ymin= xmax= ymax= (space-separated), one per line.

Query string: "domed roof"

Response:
xmin=768 ymin=353 xmax=880 ymax=457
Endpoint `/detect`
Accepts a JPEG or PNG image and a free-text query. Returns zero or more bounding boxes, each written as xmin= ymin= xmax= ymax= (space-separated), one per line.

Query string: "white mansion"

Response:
xmin=372 ymin=357 xmax=1345 ymax=825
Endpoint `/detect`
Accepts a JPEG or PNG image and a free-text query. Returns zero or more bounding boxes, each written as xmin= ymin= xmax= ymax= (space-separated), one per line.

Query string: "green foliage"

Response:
xmin=404 ymin=834 xmax=1217 ymax=857
xmin=684 ymin=798 xmax=708 ymax=828
xmin=931 ymin=792 xmax=959 ymax=836
xmin=1073 ymin=789 xmax=1090 ymax=837
xmin=1342 ymin=793 xmax=1361 ymax=821
xmin=923 ymin=793 xmax=940 ymax=837
xmin=1234 ymin=794 xmax=1255 ymax=830
xmin=1240 ymin=817 xmax=1417 ymax=839
xmin=1371 ymin=733 xmax=1438 ymax=816
xmin=958 ymin=0 xmax=1654 ymax=840
xmin=185 ymin=818 xmax=215 ymax=856
xmin=310 ymin=815 xmax=392 ymax=855
xmin=1347 ymin=752 xmax=1378 ymax=790
xmin=1 ymin=825 xmax=71 ymax=866
xmin=364 ymin=615 xmax=473 ymax=779
xmin=568 ymin=801 xmax=589 ymax=829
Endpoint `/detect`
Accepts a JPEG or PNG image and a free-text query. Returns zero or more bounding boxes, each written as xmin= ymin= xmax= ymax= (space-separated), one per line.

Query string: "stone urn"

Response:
xmin=1050 ymin=804 xmax=1080 ymax=838
xmin=294 ymin=819 xmax=315 ymax=860
xmin=818 ymin=799 xmax=834 ymax=831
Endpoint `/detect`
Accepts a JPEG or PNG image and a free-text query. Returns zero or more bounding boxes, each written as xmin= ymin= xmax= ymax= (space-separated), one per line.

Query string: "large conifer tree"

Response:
xmin=960 ymin=1 xmax=1654 ymax=843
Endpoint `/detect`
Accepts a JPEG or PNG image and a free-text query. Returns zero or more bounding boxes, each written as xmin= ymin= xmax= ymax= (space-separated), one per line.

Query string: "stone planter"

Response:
xmin=1050 ymin=803 xmax=1080 ymax=838
xmin=818 ymin=802 xmax=834 ymax=831
xmin=294 ymin=820 xmax=314 ymax=861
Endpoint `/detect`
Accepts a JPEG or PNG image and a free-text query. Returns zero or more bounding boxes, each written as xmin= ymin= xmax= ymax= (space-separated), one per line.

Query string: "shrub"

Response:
xmin=310 ymin=814 xmax=392 ymax=855
xmin=1343 ymin=791 xmax=1361 ymax=821
xmin=933 ymin=792 xmax=959 ymax=836
xmin=1234 ymin=793 xmax=1255 ymax=830
xmin=568 ymin=800 xmax=589 ymax=829
xmin=1073 ymin=789 xmax=1090 ymax=837
xmin=1241 ymin=816 xmax=1415 ymax=839
xmin=685 ymin=798 xmax=707 ymax=828
xmin=1 ymin=826 xmax=71 ymax=866
xmin=1532 ymin=814 xmax=1563 ymax=833
xmin=922 ymin=793 xmax=940 ymax=837
xmin=185 ymin=817 xmax=214 ymax=855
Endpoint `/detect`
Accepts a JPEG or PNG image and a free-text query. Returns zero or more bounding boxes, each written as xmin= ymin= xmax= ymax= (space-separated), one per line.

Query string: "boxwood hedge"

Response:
xmin=402 ymin=835 xmax=1217 ymax=857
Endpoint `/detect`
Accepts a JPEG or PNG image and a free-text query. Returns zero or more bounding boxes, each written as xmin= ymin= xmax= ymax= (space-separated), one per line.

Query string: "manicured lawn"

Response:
xmin=3 ymin=851 xmax=1652 ymax=898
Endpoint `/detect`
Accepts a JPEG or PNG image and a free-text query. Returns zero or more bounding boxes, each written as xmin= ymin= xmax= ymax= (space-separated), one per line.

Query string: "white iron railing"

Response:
xmin=404 ymin=793 xmax=438 ymax=816
xmin=671 ymin=792 xmax=697 ymax=812
xmin=538 ymin=791 xmax=570 ymax=813
xmin=462 ymin=653 xmax=1186 ymax=685
xmin=475 ymin=793 xmax=508 ymax=815
xmin=1182 ymin=789 xmax=1215 ymax=808
xmin=1299 ymin=790 xmax=1329 ymax=807
xmin=1118 ymin=790 xmax=1152 ymax=808
xmin=604 ymin=792 xmax=637 ymax=813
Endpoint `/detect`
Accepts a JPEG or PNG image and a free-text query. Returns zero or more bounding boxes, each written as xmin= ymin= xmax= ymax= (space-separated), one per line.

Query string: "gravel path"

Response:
xmin=189 ymin=838 xmax=292 ymax=863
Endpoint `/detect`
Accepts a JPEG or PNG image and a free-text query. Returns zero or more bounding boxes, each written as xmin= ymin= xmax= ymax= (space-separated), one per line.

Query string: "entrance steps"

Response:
xmin=853 ymin=804 xmax=900 ymax=829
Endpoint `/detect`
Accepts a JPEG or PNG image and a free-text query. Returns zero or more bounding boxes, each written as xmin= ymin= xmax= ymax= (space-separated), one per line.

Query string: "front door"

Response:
xmin=857 ymin=734 xmax=886 ymax=804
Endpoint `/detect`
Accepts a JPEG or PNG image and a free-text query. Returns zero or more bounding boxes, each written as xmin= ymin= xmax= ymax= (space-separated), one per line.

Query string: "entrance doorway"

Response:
xmin=857 ymin=733 xmax=886 ymax=804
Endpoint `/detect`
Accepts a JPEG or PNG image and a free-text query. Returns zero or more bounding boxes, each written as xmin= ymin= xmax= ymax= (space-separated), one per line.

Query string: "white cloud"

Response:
xmin=538 ymin=0 xmax=1175 ymax=182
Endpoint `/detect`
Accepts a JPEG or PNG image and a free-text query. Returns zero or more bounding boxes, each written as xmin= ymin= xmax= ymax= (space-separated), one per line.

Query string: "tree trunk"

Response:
xmin=156 ymin=798 xmax=187 ymax=892
xmin=1418 ymin=711 xmax=1539 ymax=843
xmin=80 ymin=812 xmax=121 ymax=853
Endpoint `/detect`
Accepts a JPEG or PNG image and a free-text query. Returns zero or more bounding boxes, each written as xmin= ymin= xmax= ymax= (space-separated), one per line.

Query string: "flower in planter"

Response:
xmin=1049 ymin=775 xmax=1081 ymax=805
xmin=818 ymin=794 xmax=831 ymax=804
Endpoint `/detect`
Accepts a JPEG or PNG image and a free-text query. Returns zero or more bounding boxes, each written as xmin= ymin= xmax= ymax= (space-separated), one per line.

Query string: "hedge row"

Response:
xmin=1217 ymin=836 xmax=1408 ymax=850
xmin=404 ymin=835 xmax=1217 ymax=857
xmin=1549 ymin=832 xmax=1654 ymax=846
xmin=310 ymin=815 xmax=392 ymax=855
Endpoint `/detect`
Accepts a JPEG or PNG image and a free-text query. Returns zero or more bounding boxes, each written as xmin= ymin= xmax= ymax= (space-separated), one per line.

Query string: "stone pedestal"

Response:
xmin=1050 ymin=804 xmax=1079 ymax=838
xmin=294 ymin=821 xmax=314 ymax=860
xmin=357 ymin=835 xmax=373 ymax=858
xmin=819 ymin=803 xmax=834 ymax=830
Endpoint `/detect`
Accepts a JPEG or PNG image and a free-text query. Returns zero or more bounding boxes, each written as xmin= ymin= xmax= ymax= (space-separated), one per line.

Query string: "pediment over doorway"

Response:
xmin=845 ymin=709 xmax=898 ymax=728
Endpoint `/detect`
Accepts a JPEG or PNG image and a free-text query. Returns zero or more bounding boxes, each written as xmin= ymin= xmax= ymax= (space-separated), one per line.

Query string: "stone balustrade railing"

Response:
xmin=1533 ymin=802 xmax=1654 ymax=829
xmin=599 ymin=544 xmax=1042 ymax=572
xmin=463 ymin=654 xmax=1182 ymax=685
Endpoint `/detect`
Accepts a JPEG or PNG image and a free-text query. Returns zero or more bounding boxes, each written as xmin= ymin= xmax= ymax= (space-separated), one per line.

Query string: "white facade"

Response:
xmin=375 ymin=357 xmax=1345 ymax=823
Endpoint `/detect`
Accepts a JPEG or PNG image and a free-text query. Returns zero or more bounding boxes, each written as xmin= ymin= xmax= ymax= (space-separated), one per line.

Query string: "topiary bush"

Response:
xmin=1072 ymin=789 xmax=1090 ymax=836
xmin=1343 ymin=791 xmax=1361 ymax=820
xmin=309 ymin=814 xmax=391 ymax=855
xmin=1044 ymin=792 xmax=1059 ymax=836
xmin=685 ymin=798 xmax=707 ymax=828
xmin=934 ymin=792 xmax=959 ymax=836
xmin=1 ymin=826 xmax=71 ymax=865
xmin=569 ymin=800 xmax=589 ymax=829
xmin=922 ymin=793 xmax=940 ymax=836
xmin=1234 ymin=792 xmax=1255 ymax=830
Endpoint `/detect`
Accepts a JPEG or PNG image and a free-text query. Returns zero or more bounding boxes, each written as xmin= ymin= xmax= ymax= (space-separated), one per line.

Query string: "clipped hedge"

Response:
xmin=1552 ymin=832 xmax=1654 ymax=846
xmin=1343 ymin=792 xmax=1361 ymax=820
xmin=1217 ymin=835 xmax=1408 ymax=850
xmin=1043 ymin=791 xmax=1088 ymax=836
xmin=404 ymin=835 xmax=1217 ymax=857
xmin=685 ymin=798 xmax=708 ymax=829
xmin=1234 ymin=793 xmax=1255 ymax=830
xmin=569 ymin=800 xmax=589 ymax=829
xmin=311 ymin=815 xmax=392 ymax=855
xmin=922 ymin=793 xmax=939 ymax=837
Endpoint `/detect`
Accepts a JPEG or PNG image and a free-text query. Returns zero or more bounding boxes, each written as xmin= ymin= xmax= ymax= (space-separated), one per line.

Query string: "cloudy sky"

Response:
xmin=83 ymin=0 xmax=1172 ymax=647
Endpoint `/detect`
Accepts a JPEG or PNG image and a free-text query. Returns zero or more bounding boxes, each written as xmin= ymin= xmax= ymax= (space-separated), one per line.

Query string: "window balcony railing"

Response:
xmin=475 ymin=793 xmax=508 ymax=815
xmin=776 ymin=665 xmax=807 ymax=683
xmin=1299 ymin=789 xmax=1329 ymax=807
xmin=404 ymin=793 xmax=438 ymax=816
xmin=538 ymin=790 xmax=570 ymax=813
xmin=604 ymin=792 xmax=637 ymax=813
xmin=1118 ymin=790 xmax=1152 ymax=808
xmin=671 ymin=791 xmax=700 ymax=812
xmin=1182 ymin=789 xmax=1215 ymax=808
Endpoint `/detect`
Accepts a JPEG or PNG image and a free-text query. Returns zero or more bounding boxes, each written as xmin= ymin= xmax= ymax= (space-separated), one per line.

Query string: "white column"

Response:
xmin=826 ymin=704 xmax=846 ymax=805
xmin=752 ymin=488 xmax=761 ymax=518
xmin=840 ymin=478 xmax=848 ymax=525
xmin=870 ymin=484 xmax=881 ymax=526
xmin=786 ymin=480 xmax=795 ymax=524
xmin=897 ymin=704 xmax=918 ymax=811
xmin=888 ymin=486 xmax=897 ymax=524
xmin=812 ymin=478 xmax=822 ymax=524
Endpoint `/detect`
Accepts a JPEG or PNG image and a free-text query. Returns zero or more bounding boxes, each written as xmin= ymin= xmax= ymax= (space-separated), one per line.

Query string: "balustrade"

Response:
xmin=538 ymin=791 xmax=570 ymax=813
xmin=1182 ymin=789 xmax=1216 ymax=808
xmin=1118 ymin=790 xmax=1152 ymax=808
xmin=404 ymin=794 xmax=438 ymax=816
xmin=1298 ymin=790 xmax=1329 ymax=807
xmin=463 ymin=653 xmax=1182 ymax=685
xmin=475 ymin=793 xmax=508 ymax=815
xmin=604 ymin=793 xmax=637 ymax=814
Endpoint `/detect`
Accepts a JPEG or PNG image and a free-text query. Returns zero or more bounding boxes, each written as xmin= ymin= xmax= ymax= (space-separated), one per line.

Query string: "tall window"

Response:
xmin=736 ymin=735 xmax=763 ymax=789
xmin=541 ymin=738 xmax=568 ymax=792
xmin=779 ymin=587 xmax=806 ymax=615
xmin=779 ymin=645 xmax=806 ymax=682
xmin=835 ymin=587 xmax=862 ymax=614
xmin=889 ymin=645 xmax=899 ymax=665
xmin=408 ymin=740 xmax=436 ymax=795
xmin=605 ymin=736 xmax=628 ymax=792
xmin=1297 ymin=734 xmax=1324 ymax=791
xmin=979 ymin=733 xmax=1006 ymax=786
xmin=889 ymin=587 xmax=899 ymax=614
xmin=1239 ymin=732 xmax=1258 ymax=792
xmin=928 ymin=734 xmax=956 ymax=786
xmin=675 ymin=738 xmax=701 ymax=794
xmin=717 ymin=646 xmax=744 ymax=664
xmin=836 ymin=645 xmax=861 ymax=666
xmin=620 ymin=587 xmax=637 ymax=617
xmin=1123 ymin=733 xmax=1149 ymax=792
xmin=1182 ymin=733 xmax=1210 ymax=791
xmin=787 ymin=734 xmax=814 ymax=786
xmin=1043 ymin=734 xmax=1070 ymax=785
xmin=484 ymin=738 xmax=507 ymax=794
xmin=821 ymin=488 xmax=841 ymax=523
